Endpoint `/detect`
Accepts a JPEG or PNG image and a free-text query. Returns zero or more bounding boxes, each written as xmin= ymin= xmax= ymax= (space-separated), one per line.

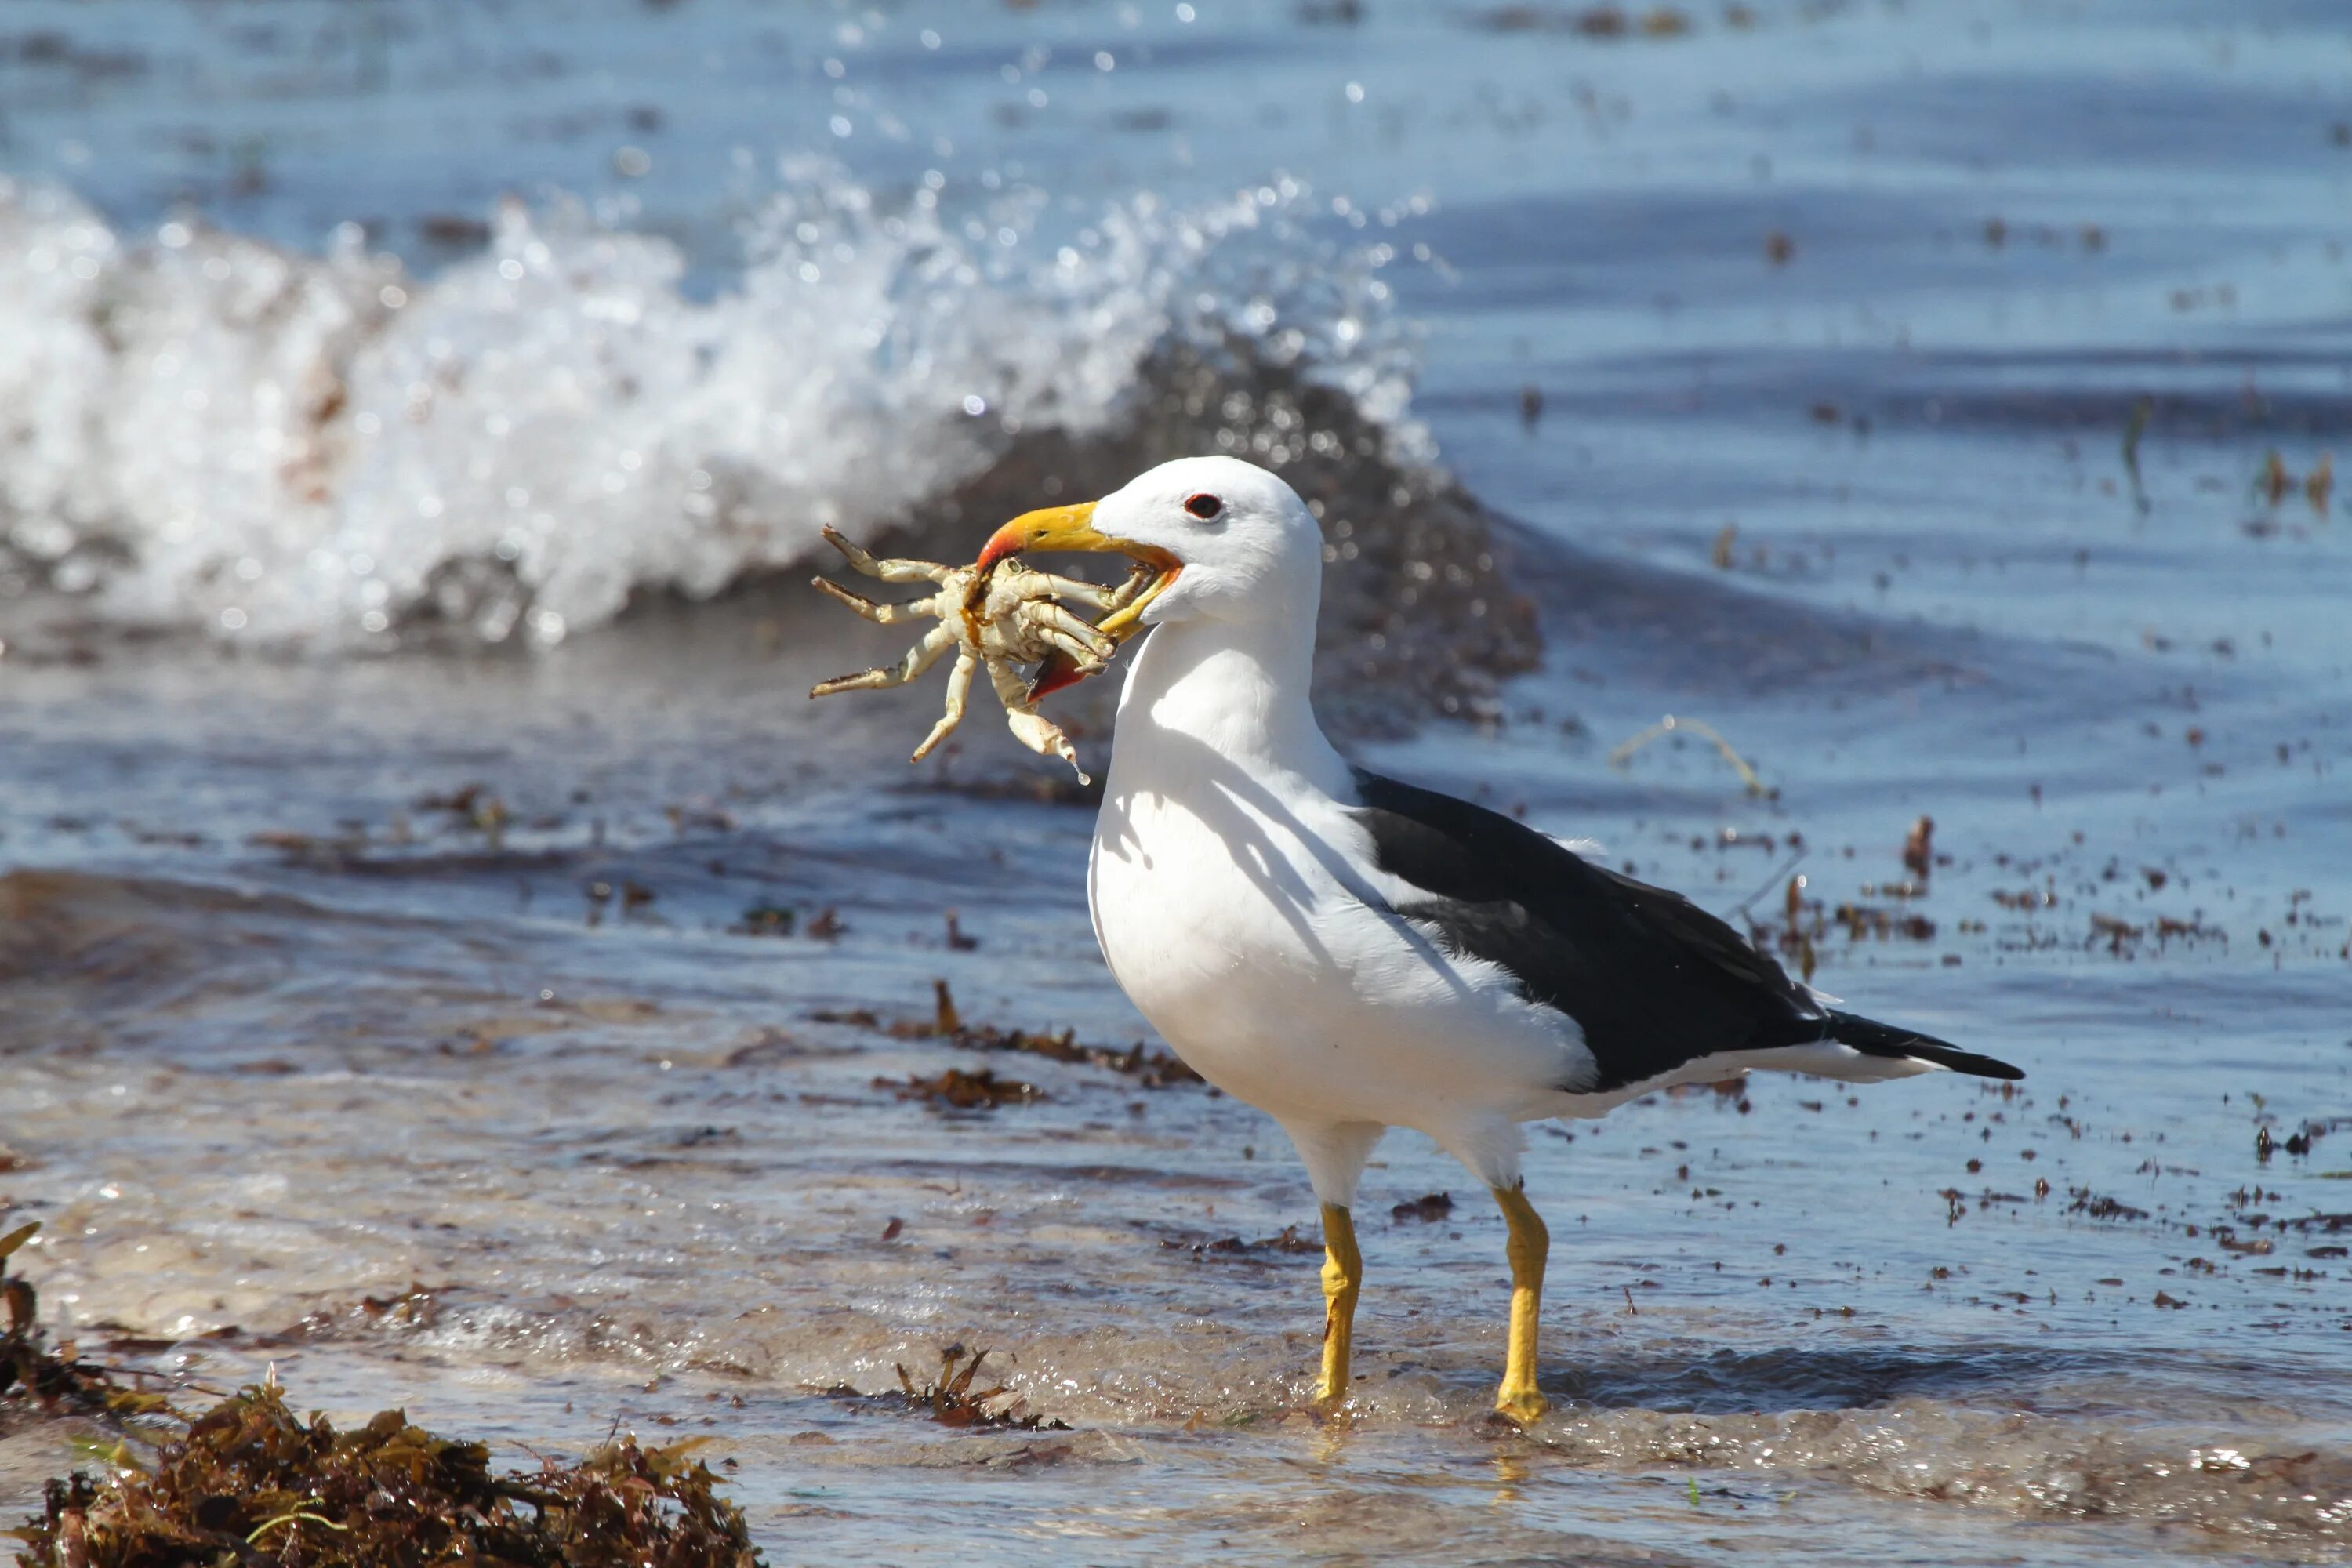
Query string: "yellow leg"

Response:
xmin=1316 ymin=1202 xmax=1363 ymax=1404
xmin=1492 ymin=1181 xmax=1549 ymax=1424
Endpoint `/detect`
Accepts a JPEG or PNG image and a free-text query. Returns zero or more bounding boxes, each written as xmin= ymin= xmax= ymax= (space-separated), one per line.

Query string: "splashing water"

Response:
xmin=0 ymin=169 xmax=1416 ymax=649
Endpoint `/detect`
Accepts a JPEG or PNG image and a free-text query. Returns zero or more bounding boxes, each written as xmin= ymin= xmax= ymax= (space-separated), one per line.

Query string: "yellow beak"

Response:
xmin=975 ymin=500 xmax=1181 ymax=642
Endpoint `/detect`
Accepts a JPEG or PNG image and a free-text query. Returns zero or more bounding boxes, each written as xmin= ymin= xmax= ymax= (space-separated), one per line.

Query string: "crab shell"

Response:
xmin=970 ymin=557 xmax=1154 ymax=700
xmin=971 ymin=562 xmax=1098 ymax=670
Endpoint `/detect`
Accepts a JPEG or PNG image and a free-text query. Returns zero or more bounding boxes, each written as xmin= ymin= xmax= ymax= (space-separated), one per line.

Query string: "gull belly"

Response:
xmin=1086 ymin=725 xmax=1591 ymax=1143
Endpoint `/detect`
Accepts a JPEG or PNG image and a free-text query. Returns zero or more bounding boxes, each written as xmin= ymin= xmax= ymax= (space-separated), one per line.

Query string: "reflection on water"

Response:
xmin=3 ymin=1 xmax=2350 ymax=1563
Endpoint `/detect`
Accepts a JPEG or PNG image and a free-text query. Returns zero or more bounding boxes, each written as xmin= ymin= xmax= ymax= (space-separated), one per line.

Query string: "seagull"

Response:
xmin=976 ymin=456 xmax=2022 ymax=1423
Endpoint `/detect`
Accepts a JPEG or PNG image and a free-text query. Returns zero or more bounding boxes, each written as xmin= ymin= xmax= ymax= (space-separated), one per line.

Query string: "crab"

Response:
xmin=807 ymin=526 xmax=1151 ymax=782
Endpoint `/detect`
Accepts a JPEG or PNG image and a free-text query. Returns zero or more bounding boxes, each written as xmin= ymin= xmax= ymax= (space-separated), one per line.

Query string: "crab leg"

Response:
xmin=1021 ymin=601 xmax=1120 ymax=667
xmin=984 ymin=653 xmax=1088 ymax=782
xmin=909 ymin=647 xmax=978 ymax=761
xmin=1102 ymin=564 xmax=1156 ymax=611
xmin=822 ymin=526 xmax=954 ymax=585
xmin=1029 ymin=626 xmax=1112 ymax=673
xmin=811 ymin=576 xmax=945 ymax=626
xmin=810 ymin=621 xmax=960 ymax=699
xmin=1015 ymin=568 xmax=1144 ymax=611
xmin=982 ymin=650 xmax=1038 ymax=713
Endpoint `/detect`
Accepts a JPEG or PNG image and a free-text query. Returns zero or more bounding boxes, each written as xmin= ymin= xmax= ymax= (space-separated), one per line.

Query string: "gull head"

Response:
xmin=978 ymin=456 xmax=1321 ymax=642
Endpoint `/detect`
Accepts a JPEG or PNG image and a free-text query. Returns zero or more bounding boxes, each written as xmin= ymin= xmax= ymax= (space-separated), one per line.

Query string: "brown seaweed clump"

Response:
xmin=886 ymin=1347 xmax=1067 ymax=1432
xmin=877 ymin=1065 xmax=1046 ymax=1111
xmin=0 ymin=1222 xmax=116 ymax=1418
xmin=11 ymin=1380 xmax=759 ymax=1568
xmin=819 ymin=980 xmax=1203 ymax=1091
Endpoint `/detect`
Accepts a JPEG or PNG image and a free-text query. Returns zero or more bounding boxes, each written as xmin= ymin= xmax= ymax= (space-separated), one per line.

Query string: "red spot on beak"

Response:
xmin=975 ymin=519 xmax=1029 ymax=575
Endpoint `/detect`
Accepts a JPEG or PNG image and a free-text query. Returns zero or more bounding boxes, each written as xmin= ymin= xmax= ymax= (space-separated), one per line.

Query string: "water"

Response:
xmin=2 ymin=2 xmax=2350 ymax=1562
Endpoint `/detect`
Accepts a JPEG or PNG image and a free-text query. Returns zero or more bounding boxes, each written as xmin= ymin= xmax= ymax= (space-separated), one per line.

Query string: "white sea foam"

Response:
xmin=0 ymin=170 xmax=1417 ymax=648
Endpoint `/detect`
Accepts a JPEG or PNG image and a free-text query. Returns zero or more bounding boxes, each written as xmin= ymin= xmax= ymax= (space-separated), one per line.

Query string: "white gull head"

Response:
xmin=1087 ymin=456 xmax=1325 ymax=630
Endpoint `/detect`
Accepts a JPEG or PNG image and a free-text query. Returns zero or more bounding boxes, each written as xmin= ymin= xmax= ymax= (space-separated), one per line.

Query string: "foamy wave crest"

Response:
xmin=0 ymin=169 xmax=1415 ymax=648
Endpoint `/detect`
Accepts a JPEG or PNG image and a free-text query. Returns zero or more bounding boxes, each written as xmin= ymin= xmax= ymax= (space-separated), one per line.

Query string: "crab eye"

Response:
xmin=1183 ymin=492 xmax=1222 ymax=521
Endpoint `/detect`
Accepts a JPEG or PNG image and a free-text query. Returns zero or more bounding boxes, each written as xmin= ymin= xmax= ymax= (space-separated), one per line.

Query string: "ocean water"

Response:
xmin=2 ymin=2 xmax=2350 ymax=1563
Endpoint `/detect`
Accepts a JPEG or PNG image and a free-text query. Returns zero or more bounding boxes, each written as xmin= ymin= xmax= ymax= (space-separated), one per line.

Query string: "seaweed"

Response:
xmin=821 ymin=982 xmax=1203 ymax=1089
xmin=1606 ymin=714 xmax=1768 ymax=797
xmin=878 ymin=1066 xmax=1046 ymax=1111
xmin=1157 ymin=1224 xmax=1315 ymax=1261
xmin=884 ymin=1347 xmax=1066 ymax=1432
xmin=2067 ymin=1189 xmax=2151 ymax=1222
xmin=0 ymin=1223 xmax=116 ymax=1418
xmin=8 ymin=1237 xmax=750 ymax=1559
xmin=733 ymin=901 xmax=797 ymax=937
xmin=9 ymin=1377 xmax=759 ymax=1568
xmin=2121 ymin=395 xmax=2151 ymax=508
xmin=952 ymin=1022 xmax=1203 ymax=1089
xmin=1900 ymin=815 xmax=1935 ymax=878
xmin=1828 ymin=902 xmax=1935 ymax=942
xmin=1466 ymin=5 xmax=1694 ymax=36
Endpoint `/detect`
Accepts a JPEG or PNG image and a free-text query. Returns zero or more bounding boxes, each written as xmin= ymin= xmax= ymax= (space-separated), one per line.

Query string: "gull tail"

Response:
xmin=1824 ymin=1011 xmax=2023 ymax=1080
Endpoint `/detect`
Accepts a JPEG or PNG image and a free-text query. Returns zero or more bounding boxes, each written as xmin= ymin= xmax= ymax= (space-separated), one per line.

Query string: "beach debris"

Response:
xmin=1159 ymin=1225 xmax=1315 ymax=1259
xmin=808 ymin=527 xmax=1152 ymax=782
xmin=959 ymin=1026 xmax=1203 ymax=1088
xmin=1467 ymin=5 xmax=1695 ymax=38
xmin=1901 ymin=815 xmax=1936 ymax=877
xmin=2257 ymin=451 xmax=2292 ymax=507
xmin=734 ymin=901 xmax=797 ymax=936
xmin=815 ymin=982 xmax=1204 ymax=1089
xmin=879 ymin=1066 xmax=1046 ymax=1111
xmin=2068 ymin=1189 xmax=2151 ymax=1222
xmin=2120 ymin=395 xmax=2152 ymax=510
xmin=883 ymin=1346 xmax=1067 ymax=1432
xmin=1833 ymin=903 xmax=1935 ymax=942
xmin=1608 ymin=713 xmax=1768 ymax=797
xmin=1 ymin=1222 xmax=116 ymax=1417
xmin=10 ymin=1379 xmax=758 ymax=1568
xmin=2249 ymin=450 xmax=2336 ymax=516
xmin=1390 ymin=1192 xmax=1455 ymax=1224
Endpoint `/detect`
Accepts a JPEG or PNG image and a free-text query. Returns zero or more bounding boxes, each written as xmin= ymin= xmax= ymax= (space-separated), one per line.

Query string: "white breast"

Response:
xmin=1086 ymin=726 xmax=1589 ymax=1135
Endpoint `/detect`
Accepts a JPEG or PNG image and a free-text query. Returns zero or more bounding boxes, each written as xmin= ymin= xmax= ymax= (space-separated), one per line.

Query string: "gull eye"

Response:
xmin=1183 ymin=492 xmax=1223 ymax=521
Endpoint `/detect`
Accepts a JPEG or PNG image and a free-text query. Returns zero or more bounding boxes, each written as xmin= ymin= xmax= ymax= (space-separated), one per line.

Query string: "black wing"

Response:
xmin=1348 ymin=769 xmax=2019 ymax=1090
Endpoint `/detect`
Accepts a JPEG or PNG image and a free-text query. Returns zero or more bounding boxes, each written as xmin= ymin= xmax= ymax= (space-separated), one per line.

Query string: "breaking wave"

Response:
xmin=0 ymin=168 xmax=1423 ymax=651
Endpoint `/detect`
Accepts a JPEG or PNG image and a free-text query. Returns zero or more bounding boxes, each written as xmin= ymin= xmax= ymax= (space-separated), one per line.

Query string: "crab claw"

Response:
xmin=1003 ymin=706 xmax=1089 ymax=786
